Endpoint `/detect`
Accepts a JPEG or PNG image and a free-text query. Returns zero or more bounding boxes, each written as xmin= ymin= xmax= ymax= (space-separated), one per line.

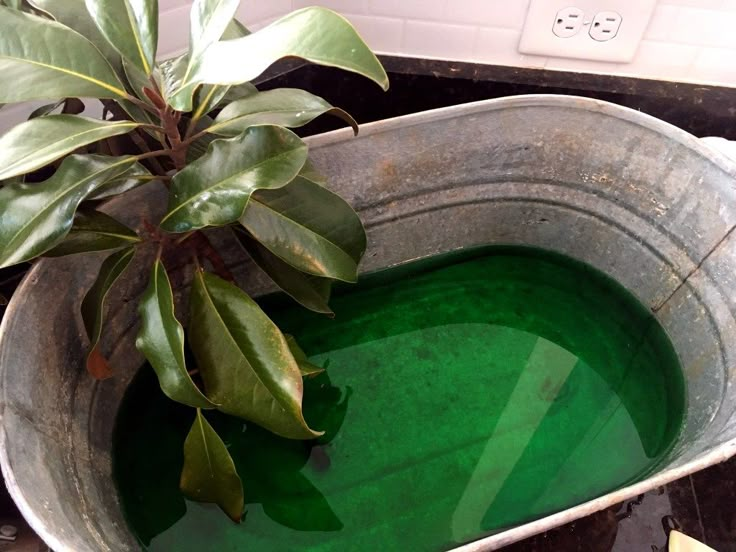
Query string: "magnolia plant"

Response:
xmin=0 ymin=0 xmax=387 ymax=521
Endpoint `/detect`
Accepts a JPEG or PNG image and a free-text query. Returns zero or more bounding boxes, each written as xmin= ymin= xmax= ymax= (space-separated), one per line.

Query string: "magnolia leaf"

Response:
xmin=0 ymin=115 xmax=140 ymax=180
xmin=184 ymin=116 xmax=216 ymax=164
xmin=0 ymin=7 xmax=127 ymax=102
xmin=164 ymin=0 xmax=240 ymax=111
xmin=285 ymin=334 xmax=325 ymax=377
xmin=117 ymin=98 xmax=165 ymax=144
xmin=80 ymin=246 xmax=135 ymax=379
xmin=123 ymin=57 xmax=161 ymax=102
xmin=86 ymin=161 xmax=152 ymax=200
xmin=189 ymin=17 xmax=251 ymax=124
xmin=27 ymin=0 xmax=124 ymax=73
xmin=234 ymin=229 xmax=333 ymax=315
xmin=222 ymin=16 xmax=250 ymax=39
xmin=28 ymin=100 xmax=64 ymax=119
xmin=192 ymin=8 xmax=388 ymax=93
xmin=185 ymin=133 xmax=215 ymax=164
xmin=161 ymin=125 xmax=307 ymax=233
xmin=180 ymin=409 xmax=244 ymax=522
xmin=85 ymin=0 xmax=158 ymax=75
xmin=240 ymin=176 xmax=366 ymax=283
xmin=0 ymin=154 xmax=137 ymax=268
xmin=44 ymin=209 xmax=139 ymax=257
xmin=191 ymin=83 xmax=231 ymax=123
xmin=300 ymin=158 xmax=328 ymax=186
xmin=136 ymin=260 xmax=215 ymax=409
xmin=210 ymin=88 xmax=358 ymax=136
xmin=189 ymin=270 xmax=322 ymax=439
xmin=218 ymin=82 xmax=258 ymax=107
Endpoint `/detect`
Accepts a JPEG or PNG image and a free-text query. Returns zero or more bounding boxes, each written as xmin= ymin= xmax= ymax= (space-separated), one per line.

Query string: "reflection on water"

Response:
xmin=114 ymin=246 xmax=685 ymax=552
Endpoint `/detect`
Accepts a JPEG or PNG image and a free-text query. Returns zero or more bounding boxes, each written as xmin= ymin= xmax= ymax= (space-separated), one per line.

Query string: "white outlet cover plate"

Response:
xmin=519 ymin=0 xmax=657 ymax=62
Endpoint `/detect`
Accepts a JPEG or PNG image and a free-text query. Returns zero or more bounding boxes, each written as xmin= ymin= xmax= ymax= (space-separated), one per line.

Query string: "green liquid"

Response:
xmin=114 ymin=246 xmax=685 ymax=551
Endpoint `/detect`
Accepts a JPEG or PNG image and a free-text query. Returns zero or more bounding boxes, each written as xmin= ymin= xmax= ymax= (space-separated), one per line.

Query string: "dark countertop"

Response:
xmin=1 ymin=56 xmax=735 ymax=552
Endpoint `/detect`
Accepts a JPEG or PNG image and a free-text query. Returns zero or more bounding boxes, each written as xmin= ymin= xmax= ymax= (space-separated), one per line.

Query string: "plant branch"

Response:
xmin=160 ymin=107 xmax=187 ymax=170
xmin=129 ymin=129 xmax=168 ymax=177
xmin=180 ymin=127 xmax=210 ymax=148
xmin=135 ymin=149 xmax=174 ymax=162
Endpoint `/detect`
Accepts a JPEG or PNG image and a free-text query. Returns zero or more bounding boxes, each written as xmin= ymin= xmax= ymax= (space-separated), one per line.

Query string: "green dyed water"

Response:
xmin=114 ymin=246 xmax=685 ymax=552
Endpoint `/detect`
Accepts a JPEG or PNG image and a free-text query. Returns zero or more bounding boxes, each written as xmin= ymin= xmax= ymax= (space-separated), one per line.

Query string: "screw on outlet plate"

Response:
xmin=590 ymin=11 xmax=622 ymax=41
xmin=553 ymin=7 xmax=584 ymax=38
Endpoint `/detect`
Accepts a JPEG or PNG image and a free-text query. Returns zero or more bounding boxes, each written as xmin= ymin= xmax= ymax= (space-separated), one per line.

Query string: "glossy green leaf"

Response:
xmin=123 ymin=57 xmax=161 ymax=101
xmin=180 ymin=409 xmax=243 ymax=522
xmin=136 ymin=260 xmax=215 ymax=409
xmin=191 ymin=83 xmax=231 ymax=122
xmin=86 ymin=161 xmax=152 ymax=200
xmin=235 ymin=229 xmax=333 ymax=315
xmin=0 ymin=154 xmax=137 ymax=268
xmin=0 ymin=115 xmax=140 ymax=180
xmin=192 ymin=8 xmax=388 ymax=93
xmin=164 ymin=0 xmax=240 ymax=111
xmin=184 ymin=116 xmax=216 ymax=164
xmin=240 ymin=176 xmax=365 ymax=282
xmin=80 ymin=246 xmax=135 ymax=379
xmin=161 ymin=125 xmax=307 ymax=233
xmin=0 ymin=7 xmax=127 ymax=102
xmin=44 ymin=209 xmax=139 ymax=256
xmin=28 ymin=100 xmax=64 ymax=119
xmin=188 ymin=25 xmax=248 ymax=116
xmin=189 ymin=17 xmax=251 ymax=123
xmin=117 ymin=97 xmax=165 ymax=144
xmin=210 ymin=88 xmax=358 ymax=136
xmin=222 ymin=17 xmax=250 ymax=40
xmin=85 ymin=0 xmax=158 ymax=75
xmin=218 ymin=81 xmax=258 ymax=107
xmin=300 ymin=158 xmax=328 ymax=186
xmin=189 ymin=270 xmax=322 ymax=439
xmin=27 ymin=0 xmax=124 ymax=72
xmin=285 ymin=334 xmax=325 ymax=377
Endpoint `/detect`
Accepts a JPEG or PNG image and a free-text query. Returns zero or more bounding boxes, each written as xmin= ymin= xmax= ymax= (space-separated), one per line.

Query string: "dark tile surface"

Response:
xmin=2 ymin=58 xmax=736 ymax=551
xmin=500 ymin=463 xmax=736 ymax=552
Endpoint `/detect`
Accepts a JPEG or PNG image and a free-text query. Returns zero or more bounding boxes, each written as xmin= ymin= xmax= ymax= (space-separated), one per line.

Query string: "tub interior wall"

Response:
xmin=1 ymin=96 xmax=736 ymax=551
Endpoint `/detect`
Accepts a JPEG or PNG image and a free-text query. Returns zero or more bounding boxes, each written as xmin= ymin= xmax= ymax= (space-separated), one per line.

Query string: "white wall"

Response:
xmin=2 ymin=0 xmax=735 ymax=130
xmin=286 ymin=0 xmax=736 ymax=87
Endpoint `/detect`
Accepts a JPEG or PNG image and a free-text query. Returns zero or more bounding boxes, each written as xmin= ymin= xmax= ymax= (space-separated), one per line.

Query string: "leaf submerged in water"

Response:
xmin=180 ymin=409 xmax=244 ymax=523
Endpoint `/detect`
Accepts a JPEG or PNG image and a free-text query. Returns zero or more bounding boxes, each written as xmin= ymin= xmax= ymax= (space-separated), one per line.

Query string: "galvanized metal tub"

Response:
xmin=2 ymin=95 xmax=736 ymax=551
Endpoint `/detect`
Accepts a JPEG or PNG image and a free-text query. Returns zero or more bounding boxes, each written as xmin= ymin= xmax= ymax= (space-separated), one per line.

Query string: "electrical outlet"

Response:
xmin=519 ymin=0 xmax=656 ymax=63
xmin=553 ymin=7 xmax=584 ymax=38
xmin=589 ymin=11 xmax=622 ymax=41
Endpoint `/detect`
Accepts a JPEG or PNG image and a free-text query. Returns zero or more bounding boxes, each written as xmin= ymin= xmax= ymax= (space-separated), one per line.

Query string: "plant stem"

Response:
xmin=180 ymin=127 xmax=210 ymax=148
xmin=135 ymin=149 xmax=174 ymax=161
xmin=159 ymin=107 xmax=187 ymax=170
xmin=129 ymin=130 xmax=169 ymax=176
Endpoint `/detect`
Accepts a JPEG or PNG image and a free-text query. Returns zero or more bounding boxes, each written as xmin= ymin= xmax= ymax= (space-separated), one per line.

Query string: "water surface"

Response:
xmin=115 ymin=246 xmax=685 ymax=551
